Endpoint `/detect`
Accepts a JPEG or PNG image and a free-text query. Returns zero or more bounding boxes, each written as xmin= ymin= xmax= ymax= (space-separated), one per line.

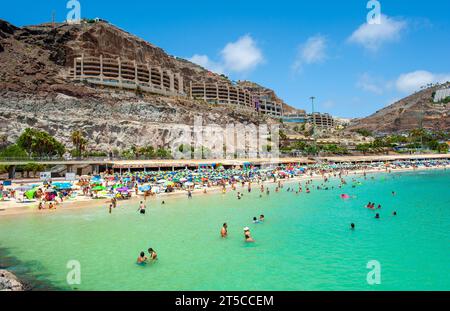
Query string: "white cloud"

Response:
xmin=356 ymin=73 xmax=384 ymax=94
xmin=348 ymin=15 xmax=407 ymax=51
xmin=322 ymin=100 xmax=335 ymax=109
xmin=292 ymin=35 xmax=327 ymax=72
xmin=187 ymin=54 xmax=225 ymax=74
xmin=221 ymin=35 xmax=264 ymax=73
xmin=395 ymin=70 xmax=450 ymax=93
xmin=188 ymin=35 xmax=263 ymax=75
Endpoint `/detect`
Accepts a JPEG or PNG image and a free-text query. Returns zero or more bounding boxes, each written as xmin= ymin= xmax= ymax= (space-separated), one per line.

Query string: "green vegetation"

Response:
xmin=121 ymin=145 xmax=172 ymax=159
xmin=281 ymin=141 xmax=348 ymax=156
xmin=353 ymin=129 xmax=373 ymax=137
xmin=71 ymin=130 xmax=87 ymax=158
xmin=17 ymin=128 xmax=65 ymax=157
xmin=354 ymin=129 xmax=449 ymax=154
xmin=0 ymin=144 xmax=28 ymax=159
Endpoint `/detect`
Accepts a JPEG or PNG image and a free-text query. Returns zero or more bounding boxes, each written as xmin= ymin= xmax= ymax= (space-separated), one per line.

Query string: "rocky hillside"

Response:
xmin=0 ymin=19 xmax=289 ymax=152
xmin=348 ymin=84 xmax=450 ymax=134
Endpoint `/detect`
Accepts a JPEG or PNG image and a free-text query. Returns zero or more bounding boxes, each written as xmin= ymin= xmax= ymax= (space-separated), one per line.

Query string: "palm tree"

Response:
xmin=71 ymin=130 xmax=87 ymax=158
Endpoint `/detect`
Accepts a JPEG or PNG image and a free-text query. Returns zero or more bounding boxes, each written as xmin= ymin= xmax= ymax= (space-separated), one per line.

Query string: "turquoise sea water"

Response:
xmin=0 ymin=169 xmax=449 ymax=290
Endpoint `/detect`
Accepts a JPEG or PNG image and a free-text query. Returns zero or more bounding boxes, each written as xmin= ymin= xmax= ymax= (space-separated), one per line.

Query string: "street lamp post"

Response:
xmin=310 ymin=96 xmax=317 ymax=156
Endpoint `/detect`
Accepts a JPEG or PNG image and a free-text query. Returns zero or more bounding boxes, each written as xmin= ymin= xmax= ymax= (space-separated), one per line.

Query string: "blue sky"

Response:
xmin=2 ymin=0 xmax=450 ymax=118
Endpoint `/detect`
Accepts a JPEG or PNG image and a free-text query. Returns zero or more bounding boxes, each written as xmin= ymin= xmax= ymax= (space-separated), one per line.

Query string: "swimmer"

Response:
xmin=162 ymin=201 xmax=165 ymax=205
xmin=148 ymin=248 xmax=157 ymax=261
xmin=137 ymin=251 xmax=148 ymax=264
xmin=109 ymin=204 xmax=112 ymax=214
xmin=188 ymin=190 xmax=192 ymax=198
xmin=350 ymin=223 xmax=355 ymax=230
xmin=253 ymin=217 xmax=260 ymax=224
xmin=259 ymin=215 xmax=265 ymax=222
xmin=221 ymin=223 xmax=228 ymax=238
xmin=377 ymin=204 xmax=382 ymax=209
xmin=138 ymin=201 xmax=146 ymax=214
xmin=392 ymin=191 xmax=396 ymax=196
xmin=375 ymin=213 xmax=380 ymax=219
xmin=393 ymin=211 xmax=397 ymax=216
xmin=244 ymin=227 xmax=255 ymax=243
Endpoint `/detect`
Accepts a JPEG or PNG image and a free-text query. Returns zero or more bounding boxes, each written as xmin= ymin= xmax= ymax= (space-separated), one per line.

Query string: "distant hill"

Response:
xmin=348 ymin=84 xmax=450 ymax=134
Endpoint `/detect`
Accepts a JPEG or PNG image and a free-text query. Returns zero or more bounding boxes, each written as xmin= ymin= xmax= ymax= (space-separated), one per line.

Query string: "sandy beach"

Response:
xmin=1 ymin=164 xmax=448 ymax=217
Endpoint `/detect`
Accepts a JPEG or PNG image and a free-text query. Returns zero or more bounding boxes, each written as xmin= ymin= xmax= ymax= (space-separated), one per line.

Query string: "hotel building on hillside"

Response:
xmin=189 ymin=82 xmax=283 ymax=117
xmin=309 ymin=112 xmax=335 ymax=128
xmin=69 ymin=54 xmax=185 ymax=97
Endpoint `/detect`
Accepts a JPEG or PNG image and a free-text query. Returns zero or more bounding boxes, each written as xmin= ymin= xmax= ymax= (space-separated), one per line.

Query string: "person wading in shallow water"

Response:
xmin=221 ymin=223 xmax=228 ymax=238
xmin=244 ymin=227 xmax=255 ymax=243
xmin=138 ymin=201 xmax=146 ymax=215
xmin=148 ymin=248 xmax=158 ymax=261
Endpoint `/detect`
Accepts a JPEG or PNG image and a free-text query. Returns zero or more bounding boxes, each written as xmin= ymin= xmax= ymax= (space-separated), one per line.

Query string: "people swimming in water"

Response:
xmin=148 ymin=248 xmax=157 ymax=261
xmin=393 ymin=211 xmax=397 ymax=216
xmin=253 ymin=217 xmax=260 ymax=224
xmin=259 ymin=215 xmax=265 ymax=222
xmin=138 ymin=201 xmax=146 ymax=214
xmin=375 ymin=213 xmax=380 ymax=219
xmin=244 ymin=227 xmax=255 ymax=242
xmin=137 ymin=251 xmax=148 ymax=264
xmin=221 ymin=223 xmax=228 ymax=238
xmin=109 ymin=204 xmax=112 ymax=214
xmin=350 ymin=223 xmax=355 ymax=230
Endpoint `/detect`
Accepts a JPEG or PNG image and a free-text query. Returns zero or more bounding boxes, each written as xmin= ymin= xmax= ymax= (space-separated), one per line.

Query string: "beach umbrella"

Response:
xmin=53 ymin=182 xmax=72 ymax=190
xmin=139 ymin=185 xmax=151 ymax=192
xmin=92 ymin=185 xmax=106 ymax=191
xmin=116 ymin=187 xmax=129 ymax=193
xmin=15 ymin=185 xmax=33 ymax=192
xmin=24 ymin=188 xmax=37 ymax=200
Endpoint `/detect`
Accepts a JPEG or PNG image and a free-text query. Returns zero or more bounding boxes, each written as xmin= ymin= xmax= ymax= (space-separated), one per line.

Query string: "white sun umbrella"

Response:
xmin=151 ymin=186 xmax=160 ymax=194
xmin=184 ymin=182 xmax=194 ymax=187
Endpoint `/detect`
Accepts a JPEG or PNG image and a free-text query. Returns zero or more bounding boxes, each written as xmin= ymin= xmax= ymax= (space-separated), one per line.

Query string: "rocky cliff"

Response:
xmin=348 ymin=84 xmax=450 ymax=134
xmin=0 ymin=19 xmax=288 ymax=151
